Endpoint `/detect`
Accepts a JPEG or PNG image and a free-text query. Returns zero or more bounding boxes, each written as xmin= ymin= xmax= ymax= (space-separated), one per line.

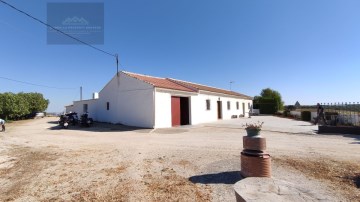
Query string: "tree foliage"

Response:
xmin=0 ymin=92 xmax=49 ymax=120
xmin=253 ymin=88 xmax=284 ymax=114
xmin=260 ymin=88 xmax=284 ymax=110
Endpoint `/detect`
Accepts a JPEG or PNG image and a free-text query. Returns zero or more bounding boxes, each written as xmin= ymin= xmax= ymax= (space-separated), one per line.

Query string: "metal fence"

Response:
xmin=299 ymin=102 xmax=360 ymax=127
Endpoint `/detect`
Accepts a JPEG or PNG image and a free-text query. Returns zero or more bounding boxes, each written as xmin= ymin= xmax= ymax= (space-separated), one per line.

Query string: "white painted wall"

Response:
xmin=96 ymin=72 xmax=155 ymax=128
xmin=65 ymin=105 xmax=74 ymax=113
xmin=154 ymin=91 xmax=172 ymax=128
xmin=290 ymin=111 xmax=301 ymax=117
xmin=190 ymin=91 xmax=252 ymax=125
xmin=69 ymin=99 xmax=98 ymax=119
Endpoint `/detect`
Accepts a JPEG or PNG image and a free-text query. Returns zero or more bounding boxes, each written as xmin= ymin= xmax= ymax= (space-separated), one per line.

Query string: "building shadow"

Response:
xmin=47 ymin=121 xmax=59 ymax=124
xmin=47 ymin=121 xmax=152 ymax=133
xmin=189 ymin=171 xmax=243 ymax=185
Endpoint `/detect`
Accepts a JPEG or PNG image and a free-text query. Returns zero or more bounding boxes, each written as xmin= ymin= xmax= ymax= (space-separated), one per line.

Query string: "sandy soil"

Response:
xmin=0 ymin=116 xmax=359 ymax=201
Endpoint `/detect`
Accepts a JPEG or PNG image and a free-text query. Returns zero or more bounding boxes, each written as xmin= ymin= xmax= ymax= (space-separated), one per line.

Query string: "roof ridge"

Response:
xmin=122 ymin=71 xmax=165 ymax=80
xmin=122 ymin=71 xmax=252 ymax=99
xmin=168 ymin=77 xmax=234 ymax=92
xmin=166 ymin=78 xmax=198 ymax=92
xmin=122 ymin=71 xmax=196 ymax=92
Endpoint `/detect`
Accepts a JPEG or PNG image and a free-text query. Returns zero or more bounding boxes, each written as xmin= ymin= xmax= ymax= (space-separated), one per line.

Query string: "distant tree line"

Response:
xmin=0 ymin=92 xmax=49 ymax=120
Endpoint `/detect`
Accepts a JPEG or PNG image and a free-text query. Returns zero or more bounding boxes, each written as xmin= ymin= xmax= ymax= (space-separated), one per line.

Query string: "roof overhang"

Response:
xmin=199 ymin=90 xmax=253 ymax=100
xmin=155 ymin=87 xmax=198 ymax=96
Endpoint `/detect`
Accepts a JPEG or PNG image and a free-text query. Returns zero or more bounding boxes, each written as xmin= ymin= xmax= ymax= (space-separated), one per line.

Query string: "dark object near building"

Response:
xmin=58 ymin=115 xmax=69 ymax=129
xmin=301 ymin=111 xmax=311 ymax=121
xmin=80 ymin=113 xmax=93 ymax=127
xmin=58 ymin=112 xmax=79 ymax=129
xmin=253 ymin=98 xmax=278 ymax=115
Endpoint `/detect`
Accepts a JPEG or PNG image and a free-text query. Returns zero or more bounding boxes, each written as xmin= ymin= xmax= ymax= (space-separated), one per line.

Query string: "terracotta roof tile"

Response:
xmin=122 ymin=71 xmax=252 ymax=99
xmin=168 ymin=78 xmax=253 ymax=99
xmin=123 ymin=72 xmax=195 ymax=92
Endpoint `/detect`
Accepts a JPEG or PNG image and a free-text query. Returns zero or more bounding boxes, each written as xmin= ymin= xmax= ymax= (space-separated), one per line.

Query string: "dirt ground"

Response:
xmin=0 ymin=116 xmax=359 ymax=201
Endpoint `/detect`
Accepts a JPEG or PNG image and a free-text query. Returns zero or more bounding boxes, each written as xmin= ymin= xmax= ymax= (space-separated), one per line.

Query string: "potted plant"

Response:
xmin=243 ymin=121 xmax=264 ymax=137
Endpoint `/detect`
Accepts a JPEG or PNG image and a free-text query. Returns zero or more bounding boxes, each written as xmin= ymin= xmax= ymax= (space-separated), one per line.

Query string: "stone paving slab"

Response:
xmin=234 ymin=177 xmax=330 ymax=202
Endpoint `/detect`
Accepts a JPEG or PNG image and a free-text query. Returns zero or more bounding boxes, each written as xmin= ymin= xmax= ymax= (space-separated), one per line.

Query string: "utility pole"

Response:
xmin=229 ymin=81 xmax=234 ymax=91
xmin=80 ymin=86 xmax=82 ymax=101
xmin=115 ymin=53 xmax=119 ymax=76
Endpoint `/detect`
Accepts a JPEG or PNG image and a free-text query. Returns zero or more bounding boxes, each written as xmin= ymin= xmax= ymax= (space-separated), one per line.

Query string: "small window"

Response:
xmin=227 ymin=101 xmax=231 ymax=110
xmin=106 ymin=102 xmax=110 ymax=110
xmin=206 ymin=99 xmax=211 ymax=110
xmin=236 ymin=102 xmax=239 ymax=110
xmin=83 ymin=104 xmax=88 ymax=113
xmin=248 ymin=103 xmax=251 ymax=110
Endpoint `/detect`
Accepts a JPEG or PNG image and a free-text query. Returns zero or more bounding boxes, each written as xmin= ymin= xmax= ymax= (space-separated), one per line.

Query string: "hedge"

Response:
xmin=301 ymin=111 xmax=311 ymax=121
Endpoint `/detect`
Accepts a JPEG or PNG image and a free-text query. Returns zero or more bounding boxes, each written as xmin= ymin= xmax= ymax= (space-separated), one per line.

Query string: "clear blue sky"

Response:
xmin=1 ymin=0 xmax=359 ymax=112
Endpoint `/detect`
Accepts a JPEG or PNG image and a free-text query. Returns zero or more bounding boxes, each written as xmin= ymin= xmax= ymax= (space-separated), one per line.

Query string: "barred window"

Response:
xmin=206 ymin=99 xmax=211 ymax=110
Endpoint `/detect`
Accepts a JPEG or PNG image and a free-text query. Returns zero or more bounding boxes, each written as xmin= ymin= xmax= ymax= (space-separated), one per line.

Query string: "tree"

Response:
xmin=260 ymin=88 xmax=284 ymax=110
xmin=253 ymin=88 xmax=284 ymax=114
xmin=0 ymin=92 xmax=49 ymax=120
xmin=24 ymin=93 xmax=49 ymax=113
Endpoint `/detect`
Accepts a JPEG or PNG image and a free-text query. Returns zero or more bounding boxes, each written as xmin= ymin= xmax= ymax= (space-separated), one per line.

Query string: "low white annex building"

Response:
xmin=65 ymin=71 xmax=253 ymax=128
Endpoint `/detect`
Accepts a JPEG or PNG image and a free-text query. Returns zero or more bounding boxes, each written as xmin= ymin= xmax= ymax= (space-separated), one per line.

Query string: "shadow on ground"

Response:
xmin=48 ymin=121 xmax=59 ymax=124
xmin=46 ymin=121 xmax=152 ymax=133
xmin=312 ymin=129 xmax=360 ymax=144
xmin=189 ymin=171 xmax=243 ymax=184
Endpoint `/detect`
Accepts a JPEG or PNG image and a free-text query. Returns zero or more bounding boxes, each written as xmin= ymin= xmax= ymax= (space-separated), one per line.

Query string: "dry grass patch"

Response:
xmin=103 ymin=164 xmax=128 ymax=176
xmin=71 ymin=180 xmax=134 ymax=202
xmin=273 ymin=156 xmax=360 ymax=201
xmin=143 ymin=166 xmax=212 ymax=201
xmin=146 ymin=173 xmax=212 ymax=201
xmin=0 ymin=147 xmax=57 ymax=201
xmin=174 ymin=160 xmax=193 ymax=169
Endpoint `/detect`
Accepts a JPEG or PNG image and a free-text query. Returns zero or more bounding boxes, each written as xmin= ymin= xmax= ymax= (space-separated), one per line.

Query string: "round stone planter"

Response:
xmin=243 ymin=136 xmax=266 ymax=151
xmin=245 ymin=129 xmax=261 ymax=137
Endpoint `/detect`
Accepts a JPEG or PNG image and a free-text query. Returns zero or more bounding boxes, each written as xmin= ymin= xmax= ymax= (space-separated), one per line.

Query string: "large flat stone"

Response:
xmin=234 ymin=177 xmax=329 ymax=202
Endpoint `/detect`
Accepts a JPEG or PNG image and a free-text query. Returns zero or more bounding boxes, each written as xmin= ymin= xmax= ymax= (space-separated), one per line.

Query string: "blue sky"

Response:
xmin=1 ymin=0 xmax=359 ymax=112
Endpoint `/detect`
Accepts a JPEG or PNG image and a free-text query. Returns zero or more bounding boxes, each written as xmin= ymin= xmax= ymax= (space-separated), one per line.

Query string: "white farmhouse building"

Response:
xmin=65 ymin=71 xmax=253 ymax=128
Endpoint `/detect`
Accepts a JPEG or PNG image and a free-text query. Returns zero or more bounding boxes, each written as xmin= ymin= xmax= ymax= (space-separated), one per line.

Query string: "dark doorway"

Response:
xmin=171 ymin=96 xmax=190 ymax=126
xmin=217 ymin=101 xmax=222 ymax=119
xmin=180 ymin=97 xmax=190 ymax=125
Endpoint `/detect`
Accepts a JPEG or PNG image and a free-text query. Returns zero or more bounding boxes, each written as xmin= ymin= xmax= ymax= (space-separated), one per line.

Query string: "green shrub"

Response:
xmin=301 ymin=111 xmax=311 ymax=121
xmin=254 ymin=98 xmax=278 ymax=114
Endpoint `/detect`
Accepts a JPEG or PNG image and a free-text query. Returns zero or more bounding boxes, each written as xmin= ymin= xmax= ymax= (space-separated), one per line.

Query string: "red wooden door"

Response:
xmin=171 ymin=96 xmax=181 ymax=126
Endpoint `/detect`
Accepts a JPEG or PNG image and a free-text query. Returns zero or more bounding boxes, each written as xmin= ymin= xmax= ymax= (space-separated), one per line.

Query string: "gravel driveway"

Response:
xmin=0 ymin=116 xmax=359 ymax=201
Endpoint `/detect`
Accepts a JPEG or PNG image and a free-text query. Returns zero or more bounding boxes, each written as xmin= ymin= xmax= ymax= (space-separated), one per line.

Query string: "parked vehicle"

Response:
xmin=58 ymin=115 xmax=70 ymax=129
xmin=24 ymin=112 xmax=45 ymax=119
xmin=80 ymin=113 xmax=93 ymax=127
xmin=35 ymin=112 xmax=45 ymax=118
xmin=58 ymin=112 xmax=79 ymax=128
xmin=67 ymin=112 xmax=79 ymax=126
